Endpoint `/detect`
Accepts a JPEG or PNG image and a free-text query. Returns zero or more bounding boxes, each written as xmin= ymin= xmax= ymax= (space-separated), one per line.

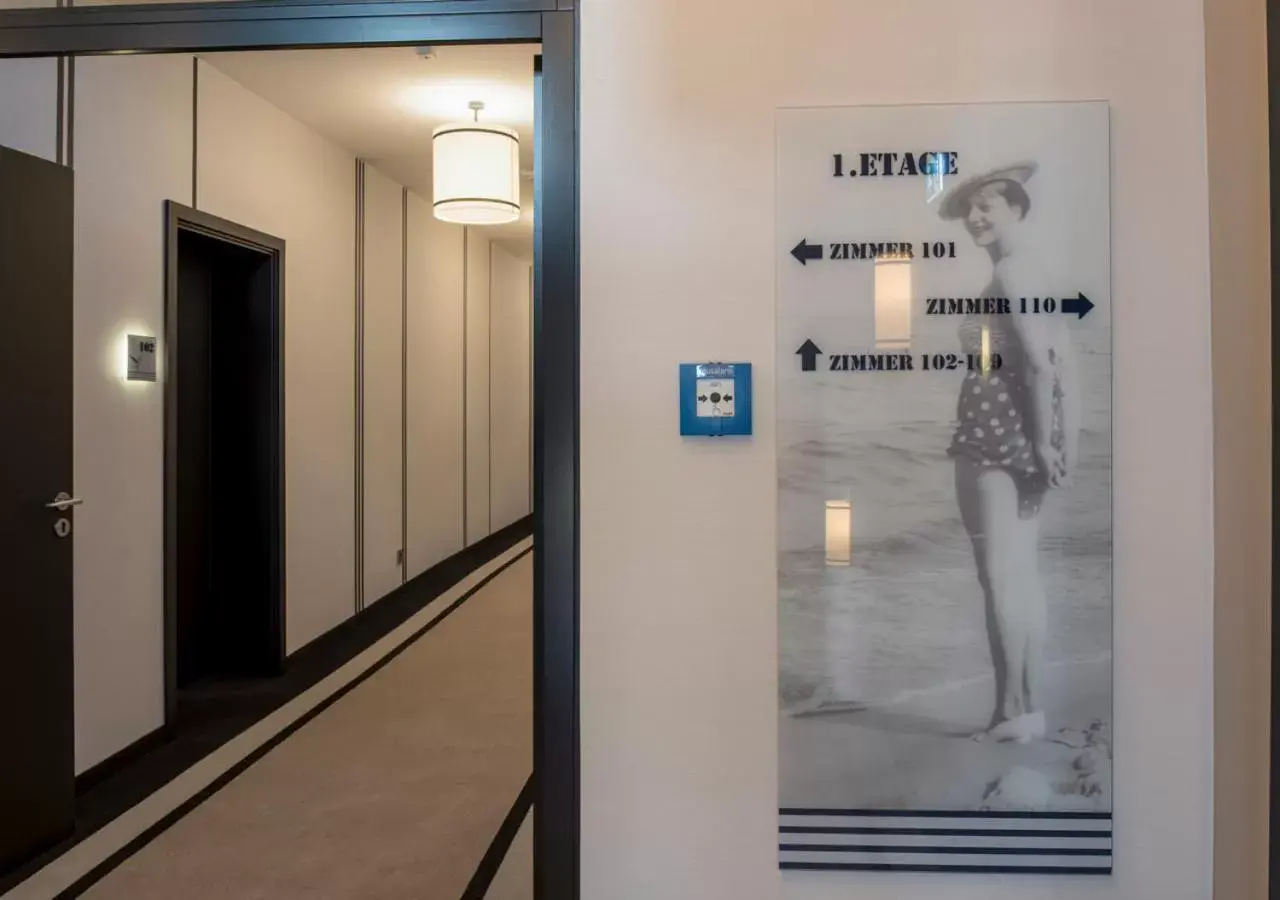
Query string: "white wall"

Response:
xmin=361 ymin=164 xmax=406 ymax=605
xmin=197 ymin=60 xmax=358 ymax=654
xmin=72 ymin=54 xmax=193 ymax=774
xmin=581 ymin=1 xmax=1218 ymax=898
xmin=0 ymin=60 xmax=56 ymax=161
xmin=466 ymin=228 xmax=493 ymax=542
xmin=488 ymin=242 xmax=532 ymax=531
xmin=406 ymin=192 xmax=467 ymax=577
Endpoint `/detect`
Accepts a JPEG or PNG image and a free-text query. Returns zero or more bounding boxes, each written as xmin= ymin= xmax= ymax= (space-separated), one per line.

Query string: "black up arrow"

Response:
xmin=1061 ymin=293 xmax=1095 ymax=320
xmin=791 ymin=239 xmax=823 ymax=265
xmin=796 ymin=339 xmax=822 ymax=372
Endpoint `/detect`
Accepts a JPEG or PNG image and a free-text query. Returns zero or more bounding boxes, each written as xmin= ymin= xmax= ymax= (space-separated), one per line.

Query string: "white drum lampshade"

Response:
xmin=432 ymin=114 xmax=520 ymax=225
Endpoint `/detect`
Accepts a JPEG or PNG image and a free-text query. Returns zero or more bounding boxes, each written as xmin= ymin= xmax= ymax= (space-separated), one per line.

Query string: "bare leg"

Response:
xmin=980 ymin=564 xmax=1009 ymax=729
xmin=1018 ymin=513 xmax=1047 ymax=717
xmin=977 ymin=472 xmax=1029 ymax=723
xmin=955 ymin=460 xmax=1023 ymax=728
xmin=980 ymin=509 xmax=1048 ymax=743
xmin=957 ymin=461 xmax=1051 ymax=742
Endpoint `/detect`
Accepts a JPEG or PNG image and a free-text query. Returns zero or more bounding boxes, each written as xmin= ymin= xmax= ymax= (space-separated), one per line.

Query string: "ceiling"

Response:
xmin=205 ymin=44 xmax=538 ymax=250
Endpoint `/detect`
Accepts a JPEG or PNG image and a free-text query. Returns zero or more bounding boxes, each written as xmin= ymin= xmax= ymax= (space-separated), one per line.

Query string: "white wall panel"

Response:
xmin=197 ymin=60 xmax=356 ymax=654
xmin=465 ymin=228 xmax=492 ymax=543
xmin=361 ymin=165 xmax=405 ymax=605
xmin=581 ymin=1 xmax=1217 ymax=899
xmin=0 ymin=3 xmax=59 ymax=166
xmin=0 ymin=59 xmax=57 ymax=162
xmin=71 ymin=54 xmax=193 ymax=774
xmin=488 ymin=243 xmax=531 ymax=531
xmin=406 ymin=192 xmax=466 ymax=577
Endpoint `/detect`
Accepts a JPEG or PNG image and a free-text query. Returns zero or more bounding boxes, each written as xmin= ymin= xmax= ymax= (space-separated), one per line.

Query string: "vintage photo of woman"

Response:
xmin=940 ymin=163 xmax=1081 ymax=745
xmin=778 ymin=104 xmax=1112 ymax=837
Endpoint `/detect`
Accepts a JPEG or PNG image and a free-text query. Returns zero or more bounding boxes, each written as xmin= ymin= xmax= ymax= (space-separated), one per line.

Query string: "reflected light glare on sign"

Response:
xmin=825 ymin=500 xmax=853 ymax=567
xmin=874 ymin=258 xmax=912 ymax=350
xmin=980 ymin=324 xmax=992 ymax=374
xmin=925 ymin=172 xmax=946 ymax=204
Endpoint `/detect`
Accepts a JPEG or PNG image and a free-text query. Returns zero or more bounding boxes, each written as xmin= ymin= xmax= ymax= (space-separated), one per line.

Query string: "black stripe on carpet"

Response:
xmin=464 ymin=773 xmax=534 ymax=900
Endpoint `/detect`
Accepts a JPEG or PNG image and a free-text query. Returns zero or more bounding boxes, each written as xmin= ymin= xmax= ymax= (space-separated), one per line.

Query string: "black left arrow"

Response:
xmin=791 ymin=239 xmax=823 ymax=265
xmin=796 ymin=339 xmax=822 ymax=372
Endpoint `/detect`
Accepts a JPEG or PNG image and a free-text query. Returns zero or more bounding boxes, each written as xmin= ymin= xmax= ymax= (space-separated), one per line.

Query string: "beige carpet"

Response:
xmin=484 ymin=813 xmax=532 ymax=900
xmin=84 ymin=556 xmax=533 ymax=900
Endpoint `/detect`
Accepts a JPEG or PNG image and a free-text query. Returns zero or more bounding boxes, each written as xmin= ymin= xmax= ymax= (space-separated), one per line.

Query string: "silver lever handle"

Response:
xmin=46 ymin=492 xmax=83 ymax=511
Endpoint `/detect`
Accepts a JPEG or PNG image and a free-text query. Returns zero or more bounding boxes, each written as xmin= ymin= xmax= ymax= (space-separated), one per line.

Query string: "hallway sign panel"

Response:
xmin=776 ymin=102 xmax=1113 ymax=874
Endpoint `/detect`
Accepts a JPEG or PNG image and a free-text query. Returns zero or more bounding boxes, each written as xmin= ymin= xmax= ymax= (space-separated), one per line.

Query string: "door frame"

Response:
xmin=0 ymin=6 xmax=580 ymax=900
xmin=163 ymin=201 xmax=287 ymax=724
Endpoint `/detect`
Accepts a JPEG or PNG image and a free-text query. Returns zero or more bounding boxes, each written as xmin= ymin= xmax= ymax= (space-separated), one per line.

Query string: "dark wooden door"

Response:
xmin=0 ymin=144 xmax=74 ymax=869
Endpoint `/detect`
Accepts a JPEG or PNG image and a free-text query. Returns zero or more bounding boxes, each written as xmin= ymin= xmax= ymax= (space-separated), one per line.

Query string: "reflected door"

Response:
xmin=0 ymin=143 xmax=74 ymax=870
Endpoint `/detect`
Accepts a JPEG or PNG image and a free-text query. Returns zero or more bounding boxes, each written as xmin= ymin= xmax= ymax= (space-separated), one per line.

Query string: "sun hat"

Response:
xmin=937 ymin=161 xmax=1038 ymax=220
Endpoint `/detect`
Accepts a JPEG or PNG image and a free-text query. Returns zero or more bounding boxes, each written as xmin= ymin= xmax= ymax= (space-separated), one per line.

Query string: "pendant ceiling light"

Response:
xmin=433 ymin=101 xmax=521 ymax=225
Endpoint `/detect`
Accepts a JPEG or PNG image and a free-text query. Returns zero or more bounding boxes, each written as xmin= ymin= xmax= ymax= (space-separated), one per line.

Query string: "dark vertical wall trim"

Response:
xmin=462 ymin=227 xmax=470 ymax=545
xmin=401 ymin=187 xmax=409 ymax=584
xmin=533 ymin=14 xmax=580 ymax=899
xmin=488 ymin=239 xmax=494 ymax=533
xmin=191 ymin=57 xmax=199 ymax=208
xmin=55 ymin=0 xmax=65 ymax=165
xmin=55 ymin=57 xmax=65 ymax=166
xmin=65 ymin=57 xmax=74 ymax=169
xmin=64 ymin=0 xmax=75 ymax=165
xmin=529 ymin=264 xmax=534 ymax=514
xmin=354 ymin=160 xmax=366 ymax=613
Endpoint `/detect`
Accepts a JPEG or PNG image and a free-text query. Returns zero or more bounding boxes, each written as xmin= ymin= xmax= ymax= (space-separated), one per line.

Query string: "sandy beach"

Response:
xmin=780 ymin=656 xmax=1111 ymax=811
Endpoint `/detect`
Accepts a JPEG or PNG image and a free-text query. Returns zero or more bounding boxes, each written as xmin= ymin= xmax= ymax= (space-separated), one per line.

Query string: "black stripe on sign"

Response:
xmin=780 ymin=844 xmax=1111 ymax=856
xmin=781 ymin=862 xmax=1113 ymax=876
xmin=779 ymin=826 xmax=1110 ymax=838
xmin=780 ymin=807 xmax=1111 ymax=820
xmin=778 ymin=809 xmax=1113 ymax=875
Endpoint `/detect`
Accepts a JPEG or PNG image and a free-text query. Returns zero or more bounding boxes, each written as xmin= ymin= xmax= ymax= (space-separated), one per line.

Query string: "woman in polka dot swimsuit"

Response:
xmin=940 ymin=163 xmax=1080 ymax=746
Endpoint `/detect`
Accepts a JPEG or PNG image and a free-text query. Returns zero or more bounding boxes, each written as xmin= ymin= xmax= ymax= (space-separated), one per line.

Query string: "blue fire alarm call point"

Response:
xmin=679 ymin=362 xmax=753 ymax=437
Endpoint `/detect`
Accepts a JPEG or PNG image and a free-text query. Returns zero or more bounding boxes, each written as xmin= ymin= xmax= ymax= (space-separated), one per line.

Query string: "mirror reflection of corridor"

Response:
xmin=0 ymin=40 xmax=540 ymax=900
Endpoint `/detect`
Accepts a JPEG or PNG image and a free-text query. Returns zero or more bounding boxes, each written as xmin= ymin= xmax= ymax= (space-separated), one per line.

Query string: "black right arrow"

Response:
xmin=1061 ymin=293 xmax=1095 ymax=320
xmin=791 ymin=239 xmax=823 ymax=266
xmin=796 ymin=339 xmax=822 ymax=372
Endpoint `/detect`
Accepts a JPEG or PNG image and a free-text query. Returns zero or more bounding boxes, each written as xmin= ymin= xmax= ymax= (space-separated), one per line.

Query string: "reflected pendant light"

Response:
xmin=432 ymin=100 xmax=520 ymax=225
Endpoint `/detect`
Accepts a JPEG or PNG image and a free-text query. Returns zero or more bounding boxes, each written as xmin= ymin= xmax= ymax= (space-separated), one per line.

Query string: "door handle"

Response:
xmin=45 ymin=492 xmax=83 ymax=511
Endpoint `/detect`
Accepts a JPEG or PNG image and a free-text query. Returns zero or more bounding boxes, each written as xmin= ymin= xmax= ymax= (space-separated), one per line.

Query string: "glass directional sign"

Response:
xmin=776 ymin=103 xmax=1113 ymax=875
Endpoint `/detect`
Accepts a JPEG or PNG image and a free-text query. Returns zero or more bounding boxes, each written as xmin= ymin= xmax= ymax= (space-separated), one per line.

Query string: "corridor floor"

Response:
xmin=80 ymin=552 xmax=533 ymax=900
